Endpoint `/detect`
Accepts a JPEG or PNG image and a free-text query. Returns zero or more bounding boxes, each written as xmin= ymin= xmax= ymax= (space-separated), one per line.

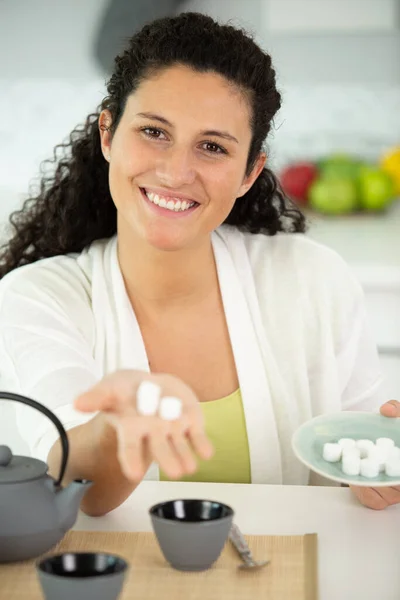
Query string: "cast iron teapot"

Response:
xmin=0 ymin=391 xmax=92 ymax=562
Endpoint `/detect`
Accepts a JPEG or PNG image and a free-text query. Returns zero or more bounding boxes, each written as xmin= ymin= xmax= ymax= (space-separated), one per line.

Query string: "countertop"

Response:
xmin=306 ymin=199 xmax=400 ymax=289
xmin=74 ymin=480 xmax=400 ymax=600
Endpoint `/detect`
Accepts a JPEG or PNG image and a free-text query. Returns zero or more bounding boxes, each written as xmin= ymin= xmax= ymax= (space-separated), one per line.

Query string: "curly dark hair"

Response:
xmin=0 ymin=12 xmax=306 ymax=278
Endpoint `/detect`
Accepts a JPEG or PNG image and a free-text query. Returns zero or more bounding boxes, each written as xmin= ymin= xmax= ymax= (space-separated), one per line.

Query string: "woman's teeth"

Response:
xmin=145 ymin=190 xmax=196 ymax=212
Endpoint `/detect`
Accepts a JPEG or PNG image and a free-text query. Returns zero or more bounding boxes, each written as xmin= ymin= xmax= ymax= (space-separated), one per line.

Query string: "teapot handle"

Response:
xmin=0 ymin=391 xmax=68 ymax=487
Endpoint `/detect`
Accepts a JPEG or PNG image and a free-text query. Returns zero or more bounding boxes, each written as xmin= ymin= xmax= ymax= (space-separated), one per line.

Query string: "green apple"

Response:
xmin=358 ymin=166 xmax=395 ymax=212
xmin=309 ymin=177 xmax=359 ymax=215
xmin=318 ymin=153 xmax=365 ymax=181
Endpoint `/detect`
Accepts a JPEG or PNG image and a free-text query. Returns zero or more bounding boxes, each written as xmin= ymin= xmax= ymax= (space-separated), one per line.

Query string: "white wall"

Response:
xmin=0 ymin=0 xmax=107 ymax=79
xmin=265 ymin=0 xmax=399 ymax=33
xmin=0 ymin=0 xmax=266 ymax=78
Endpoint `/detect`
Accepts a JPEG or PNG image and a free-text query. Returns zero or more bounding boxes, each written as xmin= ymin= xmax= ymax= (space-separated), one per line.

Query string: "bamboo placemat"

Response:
xmin=0 ymin=530 xmax=318 ymax=600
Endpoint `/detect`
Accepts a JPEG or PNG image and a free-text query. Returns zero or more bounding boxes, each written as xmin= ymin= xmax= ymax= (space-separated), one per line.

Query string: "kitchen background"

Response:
xmin=0 ymin=0 xmax=399 ymax=453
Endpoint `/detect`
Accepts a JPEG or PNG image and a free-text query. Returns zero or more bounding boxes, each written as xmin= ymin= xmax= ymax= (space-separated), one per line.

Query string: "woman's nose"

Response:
xmin=155 ymin=146 xmax=196 ymax=188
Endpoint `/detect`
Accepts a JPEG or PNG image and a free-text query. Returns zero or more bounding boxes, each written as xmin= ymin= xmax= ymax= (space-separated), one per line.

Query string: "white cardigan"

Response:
xmin=0 ymin=226 xmax=384 ymax=485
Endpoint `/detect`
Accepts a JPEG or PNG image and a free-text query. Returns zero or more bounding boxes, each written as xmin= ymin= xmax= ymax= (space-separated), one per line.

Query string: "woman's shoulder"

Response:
xmin=217 ymin=225 xmax=362 ymax=296
xmin=0 ymin=236 xmax=115 ymax=310
xmin=219 ymin=225 xmax=354 ymax=276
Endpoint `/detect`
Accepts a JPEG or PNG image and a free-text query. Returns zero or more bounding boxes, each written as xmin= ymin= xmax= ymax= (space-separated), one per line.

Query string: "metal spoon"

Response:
xmin=228 ymin=523 xmax=270 ymax=570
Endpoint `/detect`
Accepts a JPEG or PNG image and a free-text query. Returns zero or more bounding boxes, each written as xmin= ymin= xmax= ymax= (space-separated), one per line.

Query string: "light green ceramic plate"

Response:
xmin=292 ymin=411 xmax=400 ymax=487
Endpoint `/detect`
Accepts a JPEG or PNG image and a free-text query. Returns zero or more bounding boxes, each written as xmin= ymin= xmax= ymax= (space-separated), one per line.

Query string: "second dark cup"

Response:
xmin=36 ymin=552 xmax=128 ymax=600
xmin=149 ymin=498 xmax=234 ymax=571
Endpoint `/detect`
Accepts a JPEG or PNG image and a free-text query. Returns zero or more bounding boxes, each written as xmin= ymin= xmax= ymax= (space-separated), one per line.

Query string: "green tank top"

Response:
xmin=160 ymin=389 xmax=251 ymax=484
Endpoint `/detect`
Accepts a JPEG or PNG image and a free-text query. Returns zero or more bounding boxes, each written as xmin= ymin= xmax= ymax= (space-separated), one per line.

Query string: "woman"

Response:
xmin=0 ymin=13 xmax=398 ymax=516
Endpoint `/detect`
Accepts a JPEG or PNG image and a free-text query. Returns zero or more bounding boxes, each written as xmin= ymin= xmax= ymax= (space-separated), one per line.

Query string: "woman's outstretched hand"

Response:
xmin=74 ymin=370 xmax=214 ymax=483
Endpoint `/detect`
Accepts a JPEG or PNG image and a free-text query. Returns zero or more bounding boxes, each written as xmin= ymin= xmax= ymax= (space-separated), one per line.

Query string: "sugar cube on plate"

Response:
xmin=356 ymin=439 xmax=375 ymax=458
xmin=342 ymin=449 xmax=361 ymax=475
xmin=323 ymin=443 xmax=342 ymax=462
xmin=338 ymin=438 xmax=356 ymax=450
xmin=387 ymin=446 xmax=400 ymax=461
xmin=367 ymin=446 xmax=387 ymax=472
xmin=376 ymin=438 xmax=395 ymax=452
xmin=385 ymin=459 xmax=400 ymax=477
xmin=360 ymin=458 xmax=380 ymax=478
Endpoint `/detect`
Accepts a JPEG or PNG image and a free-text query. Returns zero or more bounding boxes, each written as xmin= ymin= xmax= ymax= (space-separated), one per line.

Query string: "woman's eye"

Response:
xmin=203 ymin=142 xmax=227 ymax=155
xmin=142 ymin=127 xmax=166 ymax=139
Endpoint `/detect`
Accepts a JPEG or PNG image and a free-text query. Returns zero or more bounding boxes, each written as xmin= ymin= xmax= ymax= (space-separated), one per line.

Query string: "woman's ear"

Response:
xmin=237 ymin=152 xmax=267 ymax=198
xmin=98 ymin=110 xmax=113 ymax=162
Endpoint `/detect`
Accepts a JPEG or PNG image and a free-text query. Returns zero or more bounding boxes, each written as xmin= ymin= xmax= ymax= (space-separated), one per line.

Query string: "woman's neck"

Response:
xmin=116 ymin=228 xmax=219 ymax=314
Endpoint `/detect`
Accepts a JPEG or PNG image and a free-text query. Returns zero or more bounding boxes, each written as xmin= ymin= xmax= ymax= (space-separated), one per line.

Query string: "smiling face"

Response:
xmin=99 ymin=64 xmax=266 ymax=251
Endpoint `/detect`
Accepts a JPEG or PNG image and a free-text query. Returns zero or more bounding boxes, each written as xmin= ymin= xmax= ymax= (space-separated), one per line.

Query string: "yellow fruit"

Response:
xmin=380 ymin=147 xmax=400 ymax=195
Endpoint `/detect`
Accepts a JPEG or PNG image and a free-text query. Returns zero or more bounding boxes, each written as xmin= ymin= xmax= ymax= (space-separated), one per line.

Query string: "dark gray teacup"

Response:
xmin=149 ymin=498 xmax=234 ymax=571
xmin=36 ymin=552 xmax=128 ymax=600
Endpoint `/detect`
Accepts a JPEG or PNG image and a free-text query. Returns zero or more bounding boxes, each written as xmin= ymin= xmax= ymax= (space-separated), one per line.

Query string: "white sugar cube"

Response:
xmin=323 ymin=443 xmax=342 ymax=462
xmin=385 ymin=459 xmax=400 ymax=477
xmin=136 ymin=380 xmax=161 ymax=416
xmin=367 ymin=446 xmax=387 ymax=472
xmin=387 ymin=446 xmax=400 ymax=461
xmin=342 ymin=447 xmax=361 ymax=460
xmin=338 ymin=438 xmax=356 ymax=450
xmin=356 ymin=439 xmax=375 ymax=458
xmin=342 ymin=449 xmax=361 ymax=475
xmin=159 ymin=396 xmax=182 ymax=421
xmin=360 ymin=458 xmax=380 ymax=478
xmin=375 ymin=438 xmax=396 ymax=461
xmin=376 ymin=438 xmax=395 ymax=450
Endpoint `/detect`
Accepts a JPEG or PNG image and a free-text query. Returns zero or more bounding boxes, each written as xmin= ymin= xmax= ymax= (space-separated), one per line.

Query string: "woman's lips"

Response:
xmin=143 ymin=187 xmax=200 ymax=205
xmin=140 ymin=188 xmax=199 ymax=218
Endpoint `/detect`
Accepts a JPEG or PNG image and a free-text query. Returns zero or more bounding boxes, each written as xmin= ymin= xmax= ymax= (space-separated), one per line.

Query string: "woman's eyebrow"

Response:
xmin=136 ymin=112 xmax=239 ymax=144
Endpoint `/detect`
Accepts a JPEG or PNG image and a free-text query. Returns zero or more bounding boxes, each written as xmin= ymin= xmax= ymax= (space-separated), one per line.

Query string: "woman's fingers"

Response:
xmin=378 ymin=486 xmax=400 ymax=506
xmin=148 ymin=432 xmax=184 ymax=480
xmin=351 ymin=485 xmax=389 ymax=510
xmin=169 ymin=432 xmax=198 ymax=474
xmin=351 ymin=484 xmax=400 ymax=510
xmin=118 ymin=435 xmax=146 ymax=481
xmin=145 ymin=411 xmax=209 ymax=478
xmin=380 ymin=399 xmax=400 ymax=418
xmin=115 ymin=418 xmax=147 ymax=481
xmin=109 ymin=405 xmax=212 ymax=481
xmin=188 ymin=424 xmax=214 ymax=461
xmin=179 ymin=402 xmax=213 ymax=461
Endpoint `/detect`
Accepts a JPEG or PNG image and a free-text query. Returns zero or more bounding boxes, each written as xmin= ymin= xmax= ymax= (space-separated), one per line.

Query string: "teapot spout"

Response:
xmin=55 ymin=479 xmax=93 ymax=532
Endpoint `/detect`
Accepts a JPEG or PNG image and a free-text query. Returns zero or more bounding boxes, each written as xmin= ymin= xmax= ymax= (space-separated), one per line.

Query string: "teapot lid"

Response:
xmin=0 ymin=445 xmax=48 ymax=483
